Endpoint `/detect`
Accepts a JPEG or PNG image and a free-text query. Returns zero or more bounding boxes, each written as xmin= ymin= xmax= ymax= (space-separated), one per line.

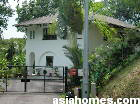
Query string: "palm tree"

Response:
xmin=63 ymin=45 xmax=83 ymax=69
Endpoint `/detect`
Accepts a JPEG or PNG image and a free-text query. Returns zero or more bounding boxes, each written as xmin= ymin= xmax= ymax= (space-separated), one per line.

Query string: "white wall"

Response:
xmin=88 ymin=23 xmax=105 ymax=53
xmin=25 ymin=23 xmax=104 ymax=74
xmin=25 ymin=25 xmax=77 ymax=69
xmin=26 ymin=39 xmax=73 ymax=66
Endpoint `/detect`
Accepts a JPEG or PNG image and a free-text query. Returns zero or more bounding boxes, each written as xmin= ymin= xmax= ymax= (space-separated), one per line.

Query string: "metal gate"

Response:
xmin=0 ymin=66 xmax=67 ymax=93
xmin=26 ymin=66 xmax=65 ymax=93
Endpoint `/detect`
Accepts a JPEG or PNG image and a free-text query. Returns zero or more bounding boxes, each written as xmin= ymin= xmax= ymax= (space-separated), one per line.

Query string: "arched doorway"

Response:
xmin=38 ymin=51 xmax=55 ymax=66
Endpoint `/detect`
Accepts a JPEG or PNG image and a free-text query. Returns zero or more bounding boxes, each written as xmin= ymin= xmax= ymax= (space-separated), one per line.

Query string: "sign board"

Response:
xmin=21 ymin=79 xmax=30 ymax=82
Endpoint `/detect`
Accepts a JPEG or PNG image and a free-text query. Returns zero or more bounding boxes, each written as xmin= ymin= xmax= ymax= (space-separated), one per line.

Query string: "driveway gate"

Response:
xmin=0 ymin=66 xmax=67 ymax=93
xmin=26 ymin=66 xmax=65 ymax=93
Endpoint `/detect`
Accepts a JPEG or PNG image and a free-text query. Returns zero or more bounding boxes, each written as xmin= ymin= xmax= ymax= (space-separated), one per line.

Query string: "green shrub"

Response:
xmin=89 ymin=41 xmax=140 ymax=91
xmin=63 ymin=45 xmax=83 ymax=69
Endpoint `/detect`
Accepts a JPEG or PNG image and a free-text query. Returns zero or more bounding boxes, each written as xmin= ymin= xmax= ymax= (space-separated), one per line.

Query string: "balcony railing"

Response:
xmin=43 ymin=35 xmax=57 ymax=40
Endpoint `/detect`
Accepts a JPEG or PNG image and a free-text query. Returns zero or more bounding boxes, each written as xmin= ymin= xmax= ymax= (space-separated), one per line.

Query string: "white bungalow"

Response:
xmin=15 ymin=14 xmax=136 ymax=75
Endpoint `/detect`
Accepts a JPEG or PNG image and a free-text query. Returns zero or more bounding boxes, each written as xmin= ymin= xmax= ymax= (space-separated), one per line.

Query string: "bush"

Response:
xmin=89 ymin=41 xmax=140 ymax=92
xmin=63 ymin=45 xmax=83 ymax=69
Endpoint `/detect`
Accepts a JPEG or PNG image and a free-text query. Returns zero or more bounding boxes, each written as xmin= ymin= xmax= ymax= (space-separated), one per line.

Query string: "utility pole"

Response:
xmin=82 ymin=0 xmax=89 ymax=98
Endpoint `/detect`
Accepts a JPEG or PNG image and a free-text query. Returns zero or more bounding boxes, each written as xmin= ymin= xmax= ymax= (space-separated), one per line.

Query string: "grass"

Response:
xmin=98 ymin=57 xmax=140 ymax=98
xmin=59 ymin=93 xmax=66 ymax=98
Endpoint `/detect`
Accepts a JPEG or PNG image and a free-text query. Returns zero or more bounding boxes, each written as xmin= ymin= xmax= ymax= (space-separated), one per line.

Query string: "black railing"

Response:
xmin=0 ymin=65 xmax=68 ymax=93
xmin=43 ymin=35 xmax=57 ymax=40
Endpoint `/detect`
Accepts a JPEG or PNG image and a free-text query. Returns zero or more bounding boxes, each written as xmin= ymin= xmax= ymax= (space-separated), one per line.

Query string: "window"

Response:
xmin=33 ymin=30 xmax=35 ymax=39
xmin=30 ymin=30 xmax=35 ymax=39
xmin=25 ymin=28 xmax=28 ymax=34
xmin=42 ymin=27 xmax=57 ymax=40
xmin=30 ymin=31 xmax=32 ymax=39
xmin=46 ymin=56 xmax=53 ymax=67
xmin=43 ymin=28 xmax=48 ymax=40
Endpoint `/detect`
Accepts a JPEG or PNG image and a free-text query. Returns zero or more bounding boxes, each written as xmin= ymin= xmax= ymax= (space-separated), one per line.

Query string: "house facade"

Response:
xmin=16 ymin=14 xmax=136 ymax=75
xmin=25 ymin=24 xmax=84 ymax=75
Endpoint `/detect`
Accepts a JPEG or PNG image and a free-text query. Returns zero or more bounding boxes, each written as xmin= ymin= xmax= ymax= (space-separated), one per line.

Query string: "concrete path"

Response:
xmin=0 ymin=93 xmax=59 ymax=104
xmin=0 ymin=79 xmax=63 ymax=104
xmin=7 ymin=79 xmax=64 ymax=93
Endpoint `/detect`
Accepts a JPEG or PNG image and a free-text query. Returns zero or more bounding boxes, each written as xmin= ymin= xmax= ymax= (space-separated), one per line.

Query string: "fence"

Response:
xmin=0 ymin=65 xmax=68 ymax=93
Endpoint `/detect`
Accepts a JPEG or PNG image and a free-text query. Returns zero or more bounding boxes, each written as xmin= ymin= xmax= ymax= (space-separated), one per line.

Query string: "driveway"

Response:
xmin=0 ymin=93 xmax=59 ymax=104
xmin=0 ymin=79 xmax=63 ymax=104
xmin=7 ymin=79 xmax=64 ymax=93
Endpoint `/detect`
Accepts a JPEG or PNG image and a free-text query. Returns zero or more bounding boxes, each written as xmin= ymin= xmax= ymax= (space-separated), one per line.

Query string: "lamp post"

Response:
xmin=82 ymin=0 xmax=89 ymax=98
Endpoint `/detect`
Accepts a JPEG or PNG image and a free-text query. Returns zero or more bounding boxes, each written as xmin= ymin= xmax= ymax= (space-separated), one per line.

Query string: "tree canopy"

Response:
xmin=16 ymin=0 xmax=84 ymax=38
xmin=16 ymin=0 xmax=58 ymax=24
xmin=0 ymin=1 xmax=13 ymax=35
xmin=105 ymin=0 xmax=140 ymax=26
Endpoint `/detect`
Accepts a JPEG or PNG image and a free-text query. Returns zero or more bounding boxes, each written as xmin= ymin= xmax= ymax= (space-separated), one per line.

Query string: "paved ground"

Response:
xmin=0 ymin=93 xmax=59 ymax=104
xmin=7 ymin=79 xmax=64 ymax=93
xmin=0 ymin=79 xmax=63 ymax=104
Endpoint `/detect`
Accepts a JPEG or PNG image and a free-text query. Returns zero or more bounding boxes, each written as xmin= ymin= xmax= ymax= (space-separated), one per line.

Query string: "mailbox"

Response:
xmin=68 ymin=68 xmax=77 ymax=76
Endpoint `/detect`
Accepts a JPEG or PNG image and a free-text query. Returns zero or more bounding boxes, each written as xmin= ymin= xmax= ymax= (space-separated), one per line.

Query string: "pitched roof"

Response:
xmin=15 ymin=14 xmax=58 ymax=27
xmin=15 ymin=13 xmax=138 ymax=30
xmin=90 ymin=14 xmax=136 ymax=29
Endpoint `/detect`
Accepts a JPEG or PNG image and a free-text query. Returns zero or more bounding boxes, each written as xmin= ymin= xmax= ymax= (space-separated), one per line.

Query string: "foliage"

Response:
xmin=0 ymin=38 xmax=25 ymax=78
xmin=16 ymin=0 xmax=56 ymax=32
xmin=0 ymin=0 xmax=13 ymax=34
xmin=89 ymin=1 xmax=104 ymax=13
xmin=63 ymin=45 xmax=83 ymax=69
xmin=47 ymin=21 xmax=57 ymax=35
xmin=89 ymin=38 xmax=140 ymax=91
xmin=16 ymin=0 xmax=84 ymax=38
xmin=0 ymin=58 xmax=8 ymax=70
xmin=57 ymin=13 xmax=68 ymax=39
xmin=94 ymin=20 xmax=119 ymax=42
xmin=0 ymin=38 xmax=25 ymax=60
xmin=99 ymin=56 xmax=140 ymax=98
xmin=105 ymin=0 xmax=140 ymax=26
xmin=0 ymin=58 xmax=9 ymax=78
xmin=16 ymin=0 xmax=59 ymax=31
xmin=12 ymin=53 xmax=25 ymax=66
xmin=0 ymin=40 xmax=8 ymax=59
xmin=62 ymin=0 xmax=84 ymax=34
xmin=89 ymin=0 xmax=140 ymax=26
xmin=6 ymin=42 xmax=16 ymax=62
xmin=89 ymin=1 xmax=108 ymax=15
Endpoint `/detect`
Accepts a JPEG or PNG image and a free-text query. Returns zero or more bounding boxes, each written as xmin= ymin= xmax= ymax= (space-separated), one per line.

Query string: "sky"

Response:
xmin=3 ymin=0 xmax=102 ymax=39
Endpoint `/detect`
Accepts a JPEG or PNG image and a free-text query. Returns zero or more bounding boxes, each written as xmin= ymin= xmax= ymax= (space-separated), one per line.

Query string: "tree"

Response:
xmin=16 ymin=0 xmax=58 ymax=24
xmin=0 ymin=1 xmax=13 ymax=33
xmin=16 ymin=0 xmax=59 ymax=32
xmin=104 ymin=0 xmax=140 ymax=26
xmin=6 ymin=42 xmax=16 ymax=63
xmin=63 ymin=45 xmax=83 ymax=69
xmin=16 ymin=0 xmax=84 ymax=34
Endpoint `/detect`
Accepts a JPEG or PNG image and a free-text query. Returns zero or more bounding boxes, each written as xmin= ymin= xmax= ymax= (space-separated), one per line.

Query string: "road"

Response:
xmin=0 ymin=93 xmax=59 ymax=104
xmin=0 ymin=79 xmax=64 ymax=104
xmin=7 ymin=79 xmax=64 ymax=93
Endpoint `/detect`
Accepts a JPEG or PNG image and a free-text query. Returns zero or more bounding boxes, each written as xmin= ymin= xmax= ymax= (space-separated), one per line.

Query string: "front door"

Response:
xmin=46 ymin=56 xmax=53 ymax=67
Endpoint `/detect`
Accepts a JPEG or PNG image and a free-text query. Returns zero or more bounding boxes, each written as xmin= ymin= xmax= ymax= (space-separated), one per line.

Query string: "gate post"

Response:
xmin=65 ymin=66 xmax=68 ymax=93
xmin=43 ymin=70 xmax=47 ymax=93
xmin=5 ymin=71 xmax=8 ymax=92
xmin=63 ymin=67 xmax=65 ymax=92
xmin=24 ymin=66 xmax=27 ymax=92
xmin=63 ymin=67 xmax=65 ymax=83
